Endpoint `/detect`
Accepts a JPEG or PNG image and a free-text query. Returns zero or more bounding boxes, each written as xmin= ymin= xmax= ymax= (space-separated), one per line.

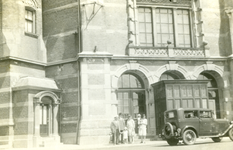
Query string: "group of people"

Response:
xmin=110 ymin=113 xmax=147 ymax=145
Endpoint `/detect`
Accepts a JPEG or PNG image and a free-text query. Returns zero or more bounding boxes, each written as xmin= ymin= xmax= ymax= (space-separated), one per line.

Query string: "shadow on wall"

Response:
xmin=218 ymin=0 xmax=232 ymax=56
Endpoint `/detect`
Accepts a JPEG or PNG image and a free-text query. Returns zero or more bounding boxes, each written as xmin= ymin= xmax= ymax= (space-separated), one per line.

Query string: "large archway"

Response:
xmin=117 ymin=71 xmax=148 ymax=119
xmin=197 ymin=71 xmax=223 ymax=118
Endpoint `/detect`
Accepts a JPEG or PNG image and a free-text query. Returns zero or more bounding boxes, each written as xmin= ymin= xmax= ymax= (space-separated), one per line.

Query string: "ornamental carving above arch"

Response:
xmin=22 ymin=0 xmax=39 ymax=8
xmin=33 ymin=91 xmax=61 ymax=105
xmin=112 ymin=62 xmax=155 ymax=88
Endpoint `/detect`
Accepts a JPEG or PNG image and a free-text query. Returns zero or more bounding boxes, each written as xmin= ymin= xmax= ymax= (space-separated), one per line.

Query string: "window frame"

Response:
xmin=25 ymin=7 xmax=37 ymax=37
xmin=137 ymin=6 xmax=194 ymax=48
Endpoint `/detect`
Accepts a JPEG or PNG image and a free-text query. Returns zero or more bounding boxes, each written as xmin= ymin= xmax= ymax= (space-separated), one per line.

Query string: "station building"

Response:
xmin=1 ymin=0 xmax=233 ymax=148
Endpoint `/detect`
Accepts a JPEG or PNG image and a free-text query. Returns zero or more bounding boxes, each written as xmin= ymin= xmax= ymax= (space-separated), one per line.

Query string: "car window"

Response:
xmin=166 ymin=112 xmax=175 ymax=119
xmin=184 ymin=111 xmax=198 ymax=118
xmin=200 ymin=111 xmax=212 ymax=118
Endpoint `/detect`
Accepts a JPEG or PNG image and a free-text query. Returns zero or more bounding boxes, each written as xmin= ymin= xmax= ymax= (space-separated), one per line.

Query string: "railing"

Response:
xmin=128 ymin=46 xmax=206 ymax=57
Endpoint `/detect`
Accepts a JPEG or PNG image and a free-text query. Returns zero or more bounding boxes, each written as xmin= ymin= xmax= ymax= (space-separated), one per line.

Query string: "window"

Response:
xmin=39 ymin=97 xmax=52 ymax=137
xmin=184 ymin=111 xmax=198 ymax=118
xmin=118 ymin=74 xmax=143 ymax=89
xmin=138 ymin=7 xmax=192 ymax=47
xmin=166 ymin=111 xmax=175 ymax=119
xmin=40 ymin=104 xmax=48 ymax=125
xmin=200 ymin=111 xmax=212 ymax=118
xmin=25 ymin=9 xmax=35 ymax=33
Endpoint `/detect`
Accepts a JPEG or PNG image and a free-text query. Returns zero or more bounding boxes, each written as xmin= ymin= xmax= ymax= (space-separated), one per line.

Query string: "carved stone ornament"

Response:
xmin=22 ymin=0 xmax=39 ymax=8
xmin=225 ymin=8 xmax=233 ymax=18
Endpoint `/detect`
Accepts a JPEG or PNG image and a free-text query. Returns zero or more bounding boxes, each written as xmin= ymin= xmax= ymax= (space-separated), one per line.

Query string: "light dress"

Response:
xmin=138 ymin=118 xmax=147 ymax=136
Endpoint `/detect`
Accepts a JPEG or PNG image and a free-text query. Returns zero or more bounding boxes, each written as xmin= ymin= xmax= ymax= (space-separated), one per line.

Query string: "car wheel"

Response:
xmin=229 ymin=128 xmax=233 ymax=141
xmin=211 ymin=137 xmax=222 ymax=142
xmin=164 ymin=122 xmax=174 ymax=139
xmin=166 ymin=138 xmax=179 ymax=146
xmin=182 ymin=129 xmax=196 ymax=145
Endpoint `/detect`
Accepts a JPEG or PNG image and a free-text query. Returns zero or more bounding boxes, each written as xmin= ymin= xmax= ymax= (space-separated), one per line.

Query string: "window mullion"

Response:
xmin=173 ymin=8 xmax=178 ymax=47
xmin=33 ymin=11 xmax=36 ymax=34
xmin=189 ymin=10 xmax=194 ymax=48
xmin=152 ymin=7 xmax=156 ymax=47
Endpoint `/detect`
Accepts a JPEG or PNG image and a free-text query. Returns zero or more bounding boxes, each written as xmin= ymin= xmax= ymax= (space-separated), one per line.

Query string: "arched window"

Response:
xmin=117 ymin=73 xmax=146 ymax=118
xmin=198 ymin=73 xmax=220 ymax=118
xmin=118 ymin=74 xmax=143 ymax=88
xmin=40 ymin=96 xmax=53 ymax=137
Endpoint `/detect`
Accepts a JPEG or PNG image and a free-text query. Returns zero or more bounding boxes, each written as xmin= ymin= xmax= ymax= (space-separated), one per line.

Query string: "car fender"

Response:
xmin=222 ymin=124 xmax=233 ymax=136
xmin=181 ymin=126 xmax=198 ymax=137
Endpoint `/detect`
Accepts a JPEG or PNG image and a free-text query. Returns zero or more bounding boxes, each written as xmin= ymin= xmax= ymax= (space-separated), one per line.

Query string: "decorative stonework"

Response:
xmin=128 ymin=47 xmax=205 ymax=57
xmin=136 ymin=0 xmax=191 ymax=5
xmin=156 ymin=64 xmax=191 ymax=81
xmin=192 ymin=64 xmax=224 ymax=79
xmin=225 ymin=7 xmax=233 ymax=18
xmin=22 ymin=0 xmax=39 ymax=8
xmin=33 ymin=91 xmax=61 ymax=105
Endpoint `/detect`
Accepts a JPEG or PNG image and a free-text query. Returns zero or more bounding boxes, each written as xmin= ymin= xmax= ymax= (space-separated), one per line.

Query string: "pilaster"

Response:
xmin=78 ymin=52 xmax=113 ymax=145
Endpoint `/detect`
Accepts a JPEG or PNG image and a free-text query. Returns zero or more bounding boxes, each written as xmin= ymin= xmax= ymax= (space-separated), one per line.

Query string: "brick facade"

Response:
xmin=1 ymin=0 xmax=233 ymax=148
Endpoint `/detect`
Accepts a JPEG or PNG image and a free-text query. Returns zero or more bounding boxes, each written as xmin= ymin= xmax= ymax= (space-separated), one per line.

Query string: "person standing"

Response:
xmin=138 ymin=114 xmax=147 ymax=143
xmin=110 ymin=116 xmax=120 ymax=145
xmin=118 ymin=113 xmax=125 ymax=144
xmin=135 ymin=114 xmax=141 ymax=135
xmin=127 ymin=115 xmax=135 ymax=143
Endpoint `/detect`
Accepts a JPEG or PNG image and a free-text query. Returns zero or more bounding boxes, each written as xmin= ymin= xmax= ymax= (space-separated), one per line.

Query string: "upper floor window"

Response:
xmin=25 ymin=9 xmax=35 ymax=34
xmin=138 ymin=7 xmax=192 ymax=48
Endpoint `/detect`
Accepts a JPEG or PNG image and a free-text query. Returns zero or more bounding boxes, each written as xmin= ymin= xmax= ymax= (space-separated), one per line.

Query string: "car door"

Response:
xmin=199 ymin=110 xmax=216 ymax=136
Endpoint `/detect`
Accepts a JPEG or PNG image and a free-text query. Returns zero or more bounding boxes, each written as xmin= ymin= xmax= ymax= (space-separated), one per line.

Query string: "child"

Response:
xmin=123 ymin=127 xmax=128 ymax=144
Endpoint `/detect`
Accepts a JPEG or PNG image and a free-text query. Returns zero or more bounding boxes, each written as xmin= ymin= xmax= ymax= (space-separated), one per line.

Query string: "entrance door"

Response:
xmin=117 ymin=73 xmax=146 ymax=119
xmin=40 ymin=104 xmax=50 ymax=137
xmin=117 ymin=90 xmax=146 ymax=118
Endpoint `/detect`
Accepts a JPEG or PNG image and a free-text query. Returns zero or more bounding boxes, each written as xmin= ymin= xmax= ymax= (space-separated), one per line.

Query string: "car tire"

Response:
xmin=229 ymin=128 xmax=233 ymax=141
xmin=164 ymin=122 xmax=174 ymax=139
xmin=182 ymin=129 xmax=196 ymax=145
xmin=166 ymin=138 xmax=179 ymax=146
xmin=211 ymin=137 xmax=222 ymax=142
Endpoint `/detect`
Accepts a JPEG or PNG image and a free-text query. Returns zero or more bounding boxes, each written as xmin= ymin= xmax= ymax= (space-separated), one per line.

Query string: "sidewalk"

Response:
xmin=3 ymin=138 xmax=226 ymax=150
xmin=59 ymin=140 xmax=165 ymax=150
xmin=2 ymin=139 xmax=165 ymax=150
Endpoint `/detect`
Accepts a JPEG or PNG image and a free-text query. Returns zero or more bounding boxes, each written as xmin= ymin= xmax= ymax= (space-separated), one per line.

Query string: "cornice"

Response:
xmin=111 ymin=55 xmax=229 ymax=61
xmin=0 ymin=56 xmax=46 ymax=66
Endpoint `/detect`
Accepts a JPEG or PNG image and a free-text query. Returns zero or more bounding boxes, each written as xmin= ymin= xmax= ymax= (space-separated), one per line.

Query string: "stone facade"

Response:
xmin=1 ymin=0 xmax=233 ymax=148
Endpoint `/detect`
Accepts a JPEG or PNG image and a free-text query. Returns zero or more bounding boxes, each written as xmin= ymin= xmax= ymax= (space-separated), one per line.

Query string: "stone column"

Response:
xmin=225 ymin=7 xmax=233 ymax=55
xmin=225 ymin=6 xmax=233 ymax=120
xmin=33 ymin=99 xmax=41 ymax=147
xmin=52 ymin=103 xmax=60 ymax=142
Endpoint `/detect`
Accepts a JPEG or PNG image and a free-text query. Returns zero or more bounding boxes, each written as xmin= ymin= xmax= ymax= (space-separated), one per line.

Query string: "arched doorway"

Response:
xmin=39 ymin=96 xmax=53 ymax=137
xmin=197 ymin=72 xmax=221 ymax=118
xmin=33 ymin=91 xmax=61 ymax=147
xmin=117 ymin=73 xmax=146 ymax=119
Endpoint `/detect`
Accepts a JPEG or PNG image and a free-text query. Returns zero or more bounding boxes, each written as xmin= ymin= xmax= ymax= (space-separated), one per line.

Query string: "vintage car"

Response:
xmin=161 ymin=108 xmax=233 ymax=145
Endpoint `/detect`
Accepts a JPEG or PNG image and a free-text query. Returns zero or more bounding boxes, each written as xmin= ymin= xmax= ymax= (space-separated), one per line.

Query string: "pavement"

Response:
xmin=1 ymin=139 xmax=165 ymax=150
xmin=2 ymin=138 xmax=228 ymax=150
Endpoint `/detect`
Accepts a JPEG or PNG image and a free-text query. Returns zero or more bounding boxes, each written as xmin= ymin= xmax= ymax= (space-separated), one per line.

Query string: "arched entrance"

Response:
xmin=33 ymin=91 xmax=61 ymax=147
xmin=197 ymin=72 xmax=221 ymax=118
xmin=39 ymin=96 xmax=53 ymax=137
xmin=117 ymin=73 xmax=146 ymax=119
